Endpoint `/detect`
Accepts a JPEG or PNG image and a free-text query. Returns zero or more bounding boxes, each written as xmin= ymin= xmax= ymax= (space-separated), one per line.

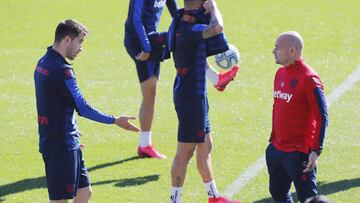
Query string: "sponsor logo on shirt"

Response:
xmin=154 ymin=0 xmax=166 ymax=8
xmin=35 ymin=66 xmax=49 ymax=75
xmin=274 ymin=90 xmax=293 ymax=103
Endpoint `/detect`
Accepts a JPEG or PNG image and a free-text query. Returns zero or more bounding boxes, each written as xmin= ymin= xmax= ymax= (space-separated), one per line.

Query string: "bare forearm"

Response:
xmin=203 ymin=0 xmax=223 ymax=39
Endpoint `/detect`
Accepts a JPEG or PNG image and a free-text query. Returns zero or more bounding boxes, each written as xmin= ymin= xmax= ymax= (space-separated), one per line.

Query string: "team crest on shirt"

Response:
xmin=290 ymin=78 xmax=298 ymax=88
xmin=280 ymin=81 xmax=285 ymax=87
xmin=154 ymin=0 xmax=166 ymax=8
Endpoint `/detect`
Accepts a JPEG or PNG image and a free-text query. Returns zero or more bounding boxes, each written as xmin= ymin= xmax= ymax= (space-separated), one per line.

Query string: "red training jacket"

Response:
xmin=270 ymin=59 xmax=328 ymax=154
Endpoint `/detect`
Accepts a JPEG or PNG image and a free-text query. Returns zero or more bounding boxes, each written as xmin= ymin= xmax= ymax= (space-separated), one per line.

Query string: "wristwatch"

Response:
xmin=312 ymin=149 xmax=322 ymax=156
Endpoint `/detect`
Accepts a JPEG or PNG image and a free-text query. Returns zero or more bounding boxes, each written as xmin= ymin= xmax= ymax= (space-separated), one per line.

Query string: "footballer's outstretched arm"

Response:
xmin=202 ymin=0 xmax=223 ymax=39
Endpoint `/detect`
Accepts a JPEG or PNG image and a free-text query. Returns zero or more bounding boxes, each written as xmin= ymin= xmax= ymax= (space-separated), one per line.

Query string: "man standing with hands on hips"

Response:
xmin=266 ymin=31 xmax=329 ymax=203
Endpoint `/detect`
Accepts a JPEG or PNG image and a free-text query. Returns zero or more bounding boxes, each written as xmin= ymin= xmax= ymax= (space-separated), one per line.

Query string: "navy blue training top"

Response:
xmin=124 ymin=0 xmax=178 ymax=53
xmin=34 ymin=47 xmax=115 ymax=157
xmin=172 ymin=22 xmax=208 ymax=99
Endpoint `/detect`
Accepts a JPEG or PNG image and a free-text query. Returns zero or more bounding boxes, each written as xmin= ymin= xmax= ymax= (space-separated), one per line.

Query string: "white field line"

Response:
xmin=223 ymin=65 xmax=360 ymax=198
xmin=326 ymin=65 xmax=360 ymax=107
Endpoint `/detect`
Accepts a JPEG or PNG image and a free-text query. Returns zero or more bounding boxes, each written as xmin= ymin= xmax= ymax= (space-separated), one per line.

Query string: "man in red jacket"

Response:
xmin=266 ymin=31 xmax=328 ymax=203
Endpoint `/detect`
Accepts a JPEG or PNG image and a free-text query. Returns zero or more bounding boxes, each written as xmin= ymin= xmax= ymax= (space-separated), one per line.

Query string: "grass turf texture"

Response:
xmin=0 ymin=0 xmax=359 ymax=202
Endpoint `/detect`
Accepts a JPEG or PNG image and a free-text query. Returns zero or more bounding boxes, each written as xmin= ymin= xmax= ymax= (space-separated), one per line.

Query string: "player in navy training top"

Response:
xmin=168 ymin=1 xmax=240 ymax=203
xmin=34 ymin=19 xmax=139 ymax=202
xmin=124 ymin=0 xmax=239 ymax=159
xmin=266 ymin=31 xmax=328 ymax=203
xmin=124 ymin=0 xmax=178 ymax=159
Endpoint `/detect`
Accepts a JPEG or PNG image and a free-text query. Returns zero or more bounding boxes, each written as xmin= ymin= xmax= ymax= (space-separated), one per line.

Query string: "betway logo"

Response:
xmin=274 ymin=90 xmax=293 ymax=103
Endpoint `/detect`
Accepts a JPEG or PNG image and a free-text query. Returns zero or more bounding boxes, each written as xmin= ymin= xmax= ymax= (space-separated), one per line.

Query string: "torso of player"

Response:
xmin=172 ymin=21 xmax=207 ymax=99
xmin=272 ymin=61 xmax=318 ymax=153
xmin=143 ymin=0 xmax=166 ymax=32
xmin=34 ymin=48 xmax=79 ymax=156
xmin=126 ymin=0 xmax=166 ymax=33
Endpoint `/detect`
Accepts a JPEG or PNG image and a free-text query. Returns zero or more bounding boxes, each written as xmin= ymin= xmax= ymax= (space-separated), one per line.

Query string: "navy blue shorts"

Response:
xmin=136 ymin=59 xmax=160 ymax=83
xmin=174 ymin=97 xmax=211 ymax=143
xmin=125 ymin=32 xmax=167 ymax=83
xmin=265 ymin=144 xmax=317 ymax=203
xmin=42 ymin=149 xmax=90 ymax=200
xmin=126 ymin=45 xmax=160 ymax=83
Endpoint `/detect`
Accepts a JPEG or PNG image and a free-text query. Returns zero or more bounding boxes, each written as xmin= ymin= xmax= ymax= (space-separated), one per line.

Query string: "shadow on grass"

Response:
xmin=87 ymin=156 xmax=139 ymax=172
xmin=92 ymin=174 xmax=160 ymax=187
xmin=0 ymin=155 xmax=140 ymax=199
xmin=253 ymin=178 xmax=360 ymax=203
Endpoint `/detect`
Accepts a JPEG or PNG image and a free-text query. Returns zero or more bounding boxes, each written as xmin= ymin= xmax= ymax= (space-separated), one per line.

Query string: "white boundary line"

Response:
xmin=326 ymin=65 xmax=360 ymax=107
xmin=223 ymin=65 xmax=360 ymax=198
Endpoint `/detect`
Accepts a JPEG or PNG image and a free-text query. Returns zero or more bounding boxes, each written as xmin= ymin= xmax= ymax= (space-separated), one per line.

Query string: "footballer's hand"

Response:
xmin=203 ymin=0 xmax=211 ymax=14
xmin=114 ymin=116 xmax=140 ymax=132
xmin=80 ymin=143 xmax=86 ymax=150
xmin=303 ymin=151 xmax=318 ymax=173
xmin=135 ymin=51 xmax=150 ymax=61
xmin=203 ymin=0 xmax=216 ymax=12
xmin=78 ymin=130 xmax=84 ymax=137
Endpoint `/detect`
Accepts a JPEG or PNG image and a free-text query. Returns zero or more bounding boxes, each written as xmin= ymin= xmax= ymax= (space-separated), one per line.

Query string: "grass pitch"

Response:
xmin=0 ymin=0 xmax=359 ymax=202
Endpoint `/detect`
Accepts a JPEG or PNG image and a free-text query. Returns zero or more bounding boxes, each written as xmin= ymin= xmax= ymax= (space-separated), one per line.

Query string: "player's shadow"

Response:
xmin=253 ymin=178 xmax=360 ymax=203
xmin=92 ymin=174 xmax=160 ymax=187
xmin=0 ymin=156 xmax=141 ymax=199
xmin=87 ymin=156 xmax=140 ymax=172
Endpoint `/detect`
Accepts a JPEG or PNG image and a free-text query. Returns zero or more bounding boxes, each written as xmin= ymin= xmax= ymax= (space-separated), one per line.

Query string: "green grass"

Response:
xmin=1 ymin=0 xmax=360 ymax=202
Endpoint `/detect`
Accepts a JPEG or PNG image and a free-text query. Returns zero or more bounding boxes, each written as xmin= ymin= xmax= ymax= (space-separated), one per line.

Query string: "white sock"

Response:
xmin=139 ymin=131 xmax=151 ymax=147
xmin=169 ymin=187 xmax=183 ymax=203
xmin=204 ymin=180 xmax=220 ymax=198
xmin=206 ymin=65 xmax=219 ymax=85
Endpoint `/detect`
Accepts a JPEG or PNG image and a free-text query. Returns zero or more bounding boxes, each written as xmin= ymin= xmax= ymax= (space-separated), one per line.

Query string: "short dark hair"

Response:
xmin=54 ymin=19 xmax=89 ymax=43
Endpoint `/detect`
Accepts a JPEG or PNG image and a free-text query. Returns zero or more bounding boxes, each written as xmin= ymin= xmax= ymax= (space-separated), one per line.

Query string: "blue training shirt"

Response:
xmin=124 ymin=0 xmax=178 ymax=52
xmin=34 ymin=47 xmax=115 ymax=157
xmin=172 ymin=22 xmax=208 ymax=98
xmin=167 ymin=9 xmax=229 ymax=60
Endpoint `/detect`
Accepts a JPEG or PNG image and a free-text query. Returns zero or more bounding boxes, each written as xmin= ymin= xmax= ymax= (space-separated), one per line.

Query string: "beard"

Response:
xmin=66 ymin=50 xmax=78 ymax=61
